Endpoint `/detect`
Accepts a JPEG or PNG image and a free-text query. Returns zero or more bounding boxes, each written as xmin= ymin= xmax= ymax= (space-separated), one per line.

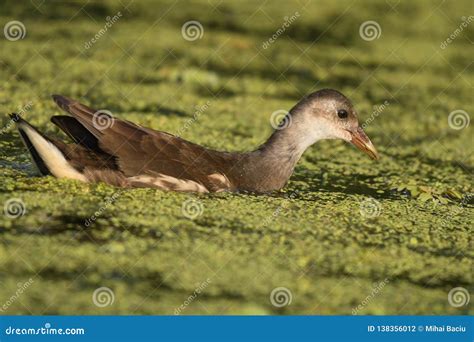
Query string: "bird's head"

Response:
xmin=290 ymin=89 xmax=379 ymax=160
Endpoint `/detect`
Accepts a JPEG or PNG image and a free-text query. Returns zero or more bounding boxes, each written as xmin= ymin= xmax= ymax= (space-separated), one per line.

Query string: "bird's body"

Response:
xmin=11 ymin=90 xmax=378 ymax=193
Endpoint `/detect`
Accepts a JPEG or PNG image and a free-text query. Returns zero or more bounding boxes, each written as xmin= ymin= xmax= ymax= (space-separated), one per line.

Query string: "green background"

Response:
xmin=0 ymin=0 xmax=472 ymax=314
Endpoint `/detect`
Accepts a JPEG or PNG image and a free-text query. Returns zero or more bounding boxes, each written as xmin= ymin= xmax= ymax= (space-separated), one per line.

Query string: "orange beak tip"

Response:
xmin=349 ymin=127 xmax=379 ymax=161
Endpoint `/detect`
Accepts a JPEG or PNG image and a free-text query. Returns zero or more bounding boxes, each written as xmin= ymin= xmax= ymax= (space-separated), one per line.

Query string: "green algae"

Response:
xmin=0 ymin=0 xmax=472 ymax=315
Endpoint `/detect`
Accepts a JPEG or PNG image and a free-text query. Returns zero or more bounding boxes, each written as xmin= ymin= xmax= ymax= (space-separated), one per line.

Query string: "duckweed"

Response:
xmin=0 ymin=0 xmax=472 ymax=315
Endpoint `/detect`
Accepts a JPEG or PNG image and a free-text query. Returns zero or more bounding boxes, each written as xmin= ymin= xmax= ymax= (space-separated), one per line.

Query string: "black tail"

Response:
xmin=51 ymin=115 xmax=99 ymax=150
xmin=9 ymin=112 xmax=22 ymax=123
xmin=11 ymin=113 xmax=51 ymax=175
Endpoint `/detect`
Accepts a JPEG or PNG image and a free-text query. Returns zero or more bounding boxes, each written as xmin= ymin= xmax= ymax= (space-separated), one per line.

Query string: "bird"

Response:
xmin=10 ymin=89 xmax=378 ymax=193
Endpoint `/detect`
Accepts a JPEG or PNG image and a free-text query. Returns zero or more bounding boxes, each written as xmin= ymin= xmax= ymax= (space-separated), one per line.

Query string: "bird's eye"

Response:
xmin=337 ymin=109 xmax=348 ymax=119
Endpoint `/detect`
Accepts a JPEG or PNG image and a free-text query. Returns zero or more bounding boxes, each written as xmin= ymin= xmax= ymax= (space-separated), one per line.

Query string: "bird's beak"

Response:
xmin=348 ymin=126 xmax=379 ymax=160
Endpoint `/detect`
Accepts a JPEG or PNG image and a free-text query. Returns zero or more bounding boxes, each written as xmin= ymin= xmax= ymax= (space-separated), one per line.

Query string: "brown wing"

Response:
xmin=51 ymin=95 xmax=230 ymax=188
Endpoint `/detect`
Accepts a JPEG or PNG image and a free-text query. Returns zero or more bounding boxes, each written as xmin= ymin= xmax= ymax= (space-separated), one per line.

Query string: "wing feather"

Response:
xmin=51 ymin=95 xmax=231 ymax=189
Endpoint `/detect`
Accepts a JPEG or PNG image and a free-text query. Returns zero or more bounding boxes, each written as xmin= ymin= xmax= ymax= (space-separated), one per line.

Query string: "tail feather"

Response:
xmin=11 ymin=113 xmax=50 ymax=175
xmin=18 ymin=129 xmax=51 ymax=175
xmin=12 ymin=113 xmax=86 ymax=181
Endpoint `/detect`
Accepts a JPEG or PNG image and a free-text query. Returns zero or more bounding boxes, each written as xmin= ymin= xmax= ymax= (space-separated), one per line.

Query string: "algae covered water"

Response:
xmin=0 ymin=0 xmax=472 ymax=315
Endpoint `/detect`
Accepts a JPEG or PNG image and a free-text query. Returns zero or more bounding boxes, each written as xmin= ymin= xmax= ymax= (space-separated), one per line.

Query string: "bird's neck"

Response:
xmin=234 ymin=115 xmax=322 ymax=192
